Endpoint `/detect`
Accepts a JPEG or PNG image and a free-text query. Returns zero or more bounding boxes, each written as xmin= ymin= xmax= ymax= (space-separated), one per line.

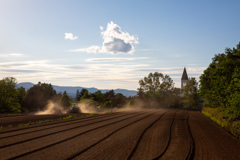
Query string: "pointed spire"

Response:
xmin=181 ymin=67 xmax=188 ymax=80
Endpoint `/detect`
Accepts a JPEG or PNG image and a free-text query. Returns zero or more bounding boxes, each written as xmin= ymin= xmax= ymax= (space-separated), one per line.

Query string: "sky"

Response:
xmin=0 ymin=0 xmax=240 ymax=90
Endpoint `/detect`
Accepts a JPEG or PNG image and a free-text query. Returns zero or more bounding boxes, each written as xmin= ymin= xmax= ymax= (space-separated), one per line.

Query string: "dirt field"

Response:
xmin=0 ymin=108 xmax=240 ymax=160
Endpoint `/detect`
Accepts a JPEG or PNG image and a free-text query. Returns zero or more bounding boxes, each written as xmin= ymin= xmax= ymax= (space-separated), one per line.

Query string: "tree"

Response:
xmin=23 ymin=82 xmax=57 ymax=111
xmin=183 ymin=77 xmax=199 ymax=108
xmin=59 ymin=91 xmax=71 ymax=110
xmin=105 ymin=90 xmax=115 ymax=101
xmin=0 ymin=77 xmax=21 ymax=113
xmin=80 ymin=90 xmax=93 ymax=100
xmin=17 ymin=87 xmax=26 ymax=112
xmin=79 ymin=89 xmax=88 ymax=99
xmin=112 ymin=93 xmax=126 ymax=108
xmin=137 ymin=72 xmax=175 ymax=107
xmin=226 ymin=67 xmax=240 ymax=120
xmin=76 ymin=89 xmax=81 ymax=101
xmin=104 ymin=101 xmax=114 ymax=109
xmin=92 ymin=90 xmax=105 ymax=104
xmin=199 ymin=42 xmax=240 ymax=108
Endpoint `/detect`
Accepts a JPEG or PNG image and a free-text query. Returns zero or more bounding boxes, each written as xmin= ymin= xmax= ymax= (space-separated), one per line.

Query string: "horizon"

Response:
xmin=1 ymin=1 xmax=240 ymax=90
xmin=17 ymin=81 xmax=138 ymax=91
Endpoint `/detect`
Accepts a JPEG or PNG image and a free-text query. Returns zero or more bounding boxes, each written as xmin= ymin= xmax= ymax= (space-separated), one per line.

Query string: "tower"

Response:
xmin=181 ymin=67 xmax=188 ymax=89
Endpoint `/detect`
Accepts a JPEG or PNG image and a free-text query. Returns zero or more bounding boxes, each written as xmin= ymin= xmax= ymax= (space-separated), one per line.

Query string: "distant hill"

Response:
xmin=16 ymin=82 xmax=137 ymax=97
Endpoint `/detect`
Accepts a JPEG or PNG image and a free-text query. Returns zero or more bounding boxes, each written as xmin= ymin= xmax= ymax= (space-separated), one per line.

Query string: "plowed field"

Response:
xmin=0 ymin=109 xmax=240 ymax=160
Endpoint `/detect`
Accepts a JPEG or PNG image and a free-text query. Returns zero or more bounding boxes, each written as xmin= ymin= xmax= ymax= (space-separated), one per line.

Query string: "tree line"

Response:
xmin=133 ymin=72 xmax=198 ymax=108
xmin=199 ymin=42 xmax=240 ymax=120
xmin=0 ymin=79 xmax=130 ymax=113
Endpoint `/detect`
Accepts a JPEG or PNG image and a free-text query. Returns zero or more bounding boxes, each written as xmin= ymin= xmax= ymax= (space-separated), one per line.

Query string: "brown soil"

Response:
xmin=0 ymin=109 xmax=239 ymax=160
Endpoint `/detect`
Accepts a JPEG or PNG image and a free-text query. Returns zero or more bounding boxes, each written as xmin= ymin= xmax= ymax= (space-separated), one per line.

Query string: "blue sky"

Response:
xmin=0 ymin=0 xmax=240 ymax=90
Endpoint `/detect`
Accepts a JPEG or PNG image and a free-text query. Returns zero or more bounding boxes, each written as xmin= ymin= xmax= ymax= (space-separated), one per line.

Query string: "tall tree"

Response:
xmin=23 ymin=82 xmax=57 ymax=111
xmin=0 ymin=77 xmax=21 ymax=113
xmin=138 ymin=72 xmax=175 ymax=107
xmin=183 ymin=77 xmax=199 ymax=108
xmin=17 ymin=87 xmax=26 ymax=112
xmin=76 ymin=89 xmax=81 ymax=101
xmin=105 ymin=90 xmax=115 ymax=101
xmin=199 ymin=42 xmax=240 ymax=108
xmin=59 ymin=91 xmax=71 ymax=110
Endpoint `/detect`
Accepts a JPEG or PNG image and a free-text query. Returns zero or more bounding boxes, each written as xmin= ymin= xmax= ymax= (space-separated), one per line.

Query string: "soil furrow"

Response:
xmin=0 ymin=112 xmax=140 ymax=149
xmin=72 ymin=110 xmax=166 ymax=160
xmin=127 ymin=110 xmax=171 ymax=160
xmin=185 ymin=111 xmax=195 ymax=160
xmin=0 ymin=112 xmax=122 ymax=134
xmin=0 ymin=109 xmax=239 ymax=160
xmin=0 ymin=112 xmax=131 ymax=139
xmin=127 ymin=110 xmax=176 ymax=160
xmin=2 ymin=112 xmax=148 ymax=159
xmin=152 ymin=110 xmax=177 ymax=159
xmin=189 ymin=111 xmax=240 ymax=160
xmin=13 ymin=111 xmax=158 ymax=160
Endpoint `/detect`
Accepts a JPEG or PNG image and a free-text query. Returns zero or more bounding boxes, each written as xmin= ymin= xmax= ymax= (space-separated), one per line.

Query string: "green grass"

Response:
xmin=0 ymin=125 xmax=13 ymax=130
xmin=0 ymin=113 xmax=99 ymax=130
xmin=202 ymin=107 xmax=240 ymax=138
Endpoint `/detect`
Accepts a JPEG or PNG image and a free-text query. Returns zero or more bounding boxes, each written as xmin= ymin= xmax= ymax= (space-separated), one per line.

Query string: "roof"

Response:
xmin=181 ymin=67 xmax=188 ymax=80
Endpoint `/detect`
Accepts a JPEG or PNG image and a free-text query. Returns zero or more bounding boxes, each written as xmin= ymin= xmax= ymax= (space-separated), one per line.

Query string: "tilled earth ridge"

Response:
xmin=0 ymin=108 xmax=239 ymax=160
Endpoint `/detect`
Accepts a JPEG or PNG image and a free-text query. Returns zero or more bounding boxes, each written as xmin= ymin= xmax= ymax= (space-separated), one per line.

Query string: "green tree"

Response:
xmin=76 ymin=89 xmax=81 ymax=101
xmin=80 ymin=90 xmax=93 ymax=100
xmin=92 ymin=90 xmax=105 ymax=104
xmin=23 ymin=82 xmax=57 ymax=111
xmin=59 ymin=91 xmax=71 ymax=110
xmin=104 ymin=101 xmax=114 ymax=109
xmin=183 ymin=77 xmax=199 ymax=108
xmin=138 ymin=72 xmax=175 ymax=107
xmin=105 ymin=90 xmax=115 ymax=101
xmin=0 ymin=77 xmax=21 ymax=113
xmin=17 ymin=87 xmax=27 ymax=112
xmin=112 ymin=93 xmax=126 ymax=108
xmin=226 ymin=67 xmax=240 ymax=120
xmin=199 ymin=42 xmax=240 ymax=108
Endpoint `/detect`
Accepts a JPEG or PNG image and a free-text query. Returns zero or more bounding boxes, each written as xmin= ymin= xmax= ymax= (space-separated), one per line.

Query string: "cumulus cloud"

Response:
xmin=70 ymin=21 xmax=139 ymax=54
xmin=65 ymin=33 xmax=78 ymax=40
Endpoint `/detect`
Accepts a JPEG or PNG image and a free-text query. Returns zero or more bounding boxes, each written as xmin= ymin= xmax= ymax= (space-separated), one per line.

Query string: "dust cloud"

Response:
xmin=77 ymin=99 xmax=98 ymax=113
xmin=35 ymin=101 xmax=69 ymax=115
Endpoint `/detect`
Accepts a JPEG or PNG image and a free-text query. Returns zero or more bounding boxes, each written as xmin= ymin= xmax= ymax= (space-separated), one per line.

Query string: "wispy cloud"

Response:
xmin=70 ymin=21 xmax=139 ymax=54
xmin=86 ymin=57 xmax=147 ymax=62
xmin=0 ymin=59 xmax=206 ymax=89
xmin=65 ymin=33 xmax=78 ymax=40
xmin=0 ymin=53 xmax=23 ymax=57
xmin=70 ymin=46 xmax=101 ymax=53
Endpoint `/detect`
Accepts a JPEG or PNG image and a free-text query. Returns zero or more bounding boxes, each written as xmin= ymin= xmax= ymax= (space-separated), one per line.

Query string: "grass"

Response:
xmin=0 ymin=125 xmax=13 ymax=130
xmin=0 ymin=113 xmax=98 ymax=130
xmin=202 ymin=107 xmax=240 ymax=138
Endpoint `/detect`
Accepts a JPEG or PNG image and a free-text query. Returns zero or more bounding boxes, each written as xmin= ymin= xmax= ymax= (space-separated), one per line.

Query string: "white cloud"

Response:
xmin=86 ymin=57 xmax=147 ymax=62
xmin=100 ymin=26 xmax=104 ymax=30
xmin=70 ymin=21 xmax=139 ymax=54
xmin=70 ymin=45 xmax=101 ymax=53
xmin=0 ymin=53 xmax=23 ymax=57
xmin=0 ymin=58 xmax=207 ymax=89
xmin=65 ymin=33 xmax=78 ymax=40
xmin=87 ymin=58 xmax=134 ymax=62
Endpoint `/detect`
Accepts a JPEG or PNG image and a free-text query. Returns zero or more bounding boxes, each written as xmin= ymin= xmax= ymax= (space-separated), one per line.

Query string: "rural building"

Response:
xmin=181 ymin=67 xmax=188 ymax=90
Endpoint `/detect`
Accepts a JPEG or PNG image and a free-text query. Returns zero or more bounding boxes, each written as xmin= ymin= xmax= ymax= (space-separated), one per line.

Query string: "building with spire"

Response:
xmin=181 ymin=67 xmax=188 ymax=90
